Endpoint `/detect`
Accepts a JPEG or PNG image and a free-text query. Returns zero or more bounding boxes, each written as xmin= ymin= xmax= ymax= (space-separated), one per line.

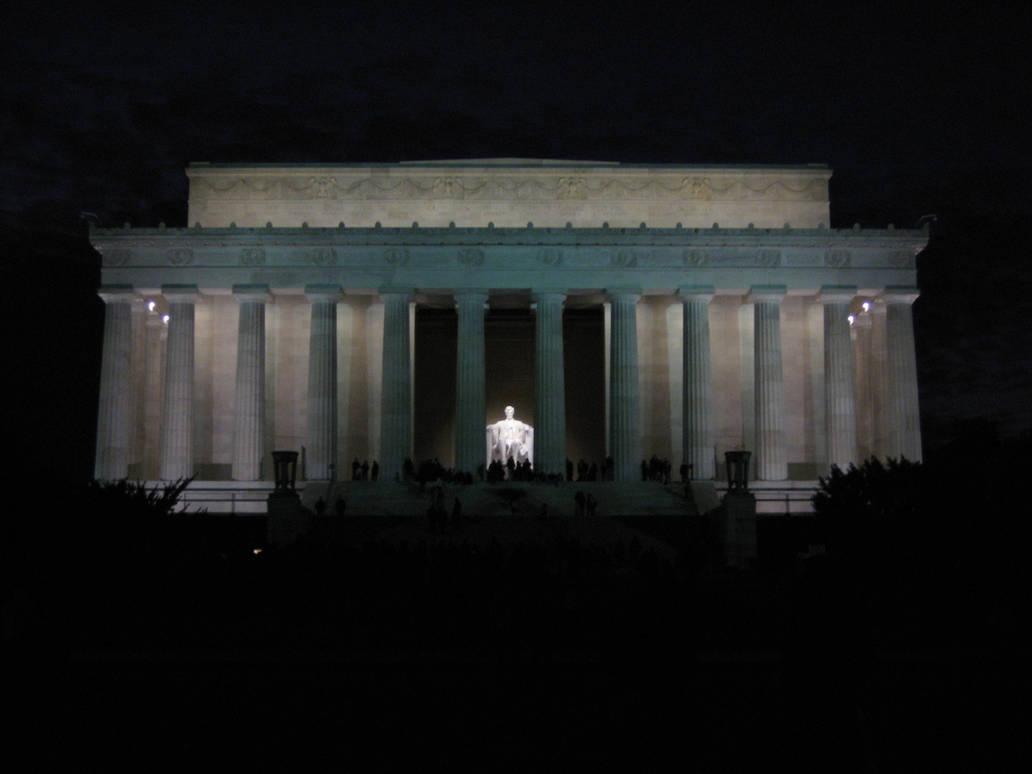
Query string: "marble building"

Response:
xmin=91 ymin=159 xmax=926 ymax=512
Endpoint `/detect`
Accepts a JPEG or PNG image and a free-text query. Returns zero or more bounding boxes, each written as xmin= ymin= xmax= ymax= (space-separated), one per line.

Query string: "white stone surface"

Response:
xmin=884 ymin=288 xmax=922 ymax=461
xmin=533 ymin=292 xmax=566 ymax=475
xmin=750 ymin=287 xmax=787 ymax=481
xmin=305 ymin=286 xmax=340 ymax=480
xmin=94 ymin=288 xmax=135 ymax=479
xmin=609 ymin=291 xmax=641 ymax=481
xmin=455 ymin=291 xmax=487 ymax=473
xmin=89 ymin=161 xmax=931 ymax=509
xmin=159 ymin=287 xmax=198 ymax=480
xmin=380 ymin=290 xmax=412 ymax=479
xmin=187 ymin=161 xmax=832 ymax=229
xmin=679 ymin=287 xmax=716 ymax=479
xmin=232 ymin=287 xmax=269 ymax=480
xmin=820 ymin=288 xmax=858 ymax=471
xmin=486 ymin=406 xmax=534 ymax=467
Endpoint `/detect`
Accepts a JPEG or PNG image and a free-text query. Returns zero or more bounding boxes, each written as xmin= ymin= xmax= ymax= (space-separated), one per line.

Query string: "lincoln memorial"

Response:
xmin=91 ymin=159 xmax=926 ymax=512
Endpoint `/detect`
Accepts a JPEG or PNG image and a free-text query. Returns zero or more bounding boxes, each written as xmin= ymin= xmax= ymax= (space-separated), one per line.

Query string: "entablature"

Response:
xmin=92 ymin=224 xmax=927 ymax=296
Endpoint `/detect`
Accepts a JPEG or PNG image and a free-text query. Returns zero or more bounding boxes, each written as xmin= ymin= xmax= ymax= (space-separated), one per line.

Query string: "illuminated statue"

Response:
xmin=486 ymin=405 xmax=534 ymax=467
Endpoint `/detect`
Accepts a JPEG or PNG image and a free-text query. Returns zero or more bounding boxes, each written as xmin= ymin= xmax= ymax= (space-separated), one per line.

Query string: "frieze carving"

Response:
xmin=305 ymin=247 xmax=337 ymax=266
xmin=166 ymin=248 xmax=194 ymax=266
xmin=312 ymin=177 xmax=338 ymax=198
xmin=240 ymin=247 xmax=266 ymax=266
xmin=683 ymin=249 xmax=709 ymax=267
xmin=888 ymin=250 xmax=916 ymax=268
xmin=102 ymin=248 xmax=130 ymax=267
xmin=432 ymin=177 xmax=464 ymax=199
xmin=383 ymin=247 xmax=410 ymax=265
xmin=756 ymin=249 xmax=781 ymax=267
xmin=457 ymin=248 xmax=484 ymax=266
xmin=193 ymin=173 xmax=829 ymax=203
xmin=556 ymin=177 xmax=587 ymax=200
xmin=537 ymin=247 xmax=562 ymax=266
xmin=825 ymin=249 xmax=851 ymax=268
xmin=609 ymin=249 xmax=638 ymax=267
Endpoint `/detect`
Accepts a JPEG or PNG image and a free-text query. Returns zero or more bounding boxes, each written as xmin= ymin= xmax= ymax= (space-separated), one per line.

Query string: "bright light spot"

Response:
xmin=252 ymin=548 xmax=263 ymax=555
xmin=862 ymin=301 xmax=871 ymax=312
xmin=147 ymin=300 xmax=156 ymax=312
xmin=162 ymin=314 xmax=170 ymax=324
xmin=847 ymin=314 xmax=855 ymax=325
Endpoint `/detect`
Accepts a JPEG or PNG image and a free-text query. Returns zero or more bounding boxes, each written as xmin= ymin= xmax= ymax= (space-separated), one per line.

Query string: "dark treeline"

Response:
xmin=49 ymin=425 xmax=1030 ymax=770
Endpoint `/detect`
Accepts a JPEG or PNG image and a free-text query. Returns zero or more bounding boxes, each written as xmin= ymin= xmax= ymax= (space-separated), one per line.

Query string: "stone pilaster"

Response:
xmin=678 ymin=286 xmax=715 ymax=479
xmin=820 ymin=286 xmax=858 ymax=471
xmin=533 ymin=291 xmax=567 ymax=475
xmin=159 ymin=285 xmax=199 ymax=481
xmin=232 ymin=285 xmax=270 ymax=481
xmin=94 ymin=286 xmax=136 ymax=480
xmin=305 ymin=285 xmax=340 ymax=480
xmin=380 ymin=289 xmax=413 ymax=480
xmin=454 ymin=291 xmax=487 ymax=474
xmin=884 ymin=287 xmax=922 ymax=461
xmin=608 ymin=289 xmax=641 ymax=481
xmin=749 ymin=286 xmax=787 ymax=481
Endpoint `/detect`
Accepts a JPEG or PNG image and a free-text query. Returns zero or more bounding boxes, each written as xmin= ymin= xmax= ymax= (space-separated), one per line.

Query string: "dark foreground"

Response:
xmin=21 ymin=507 xmax=1024 ymax=771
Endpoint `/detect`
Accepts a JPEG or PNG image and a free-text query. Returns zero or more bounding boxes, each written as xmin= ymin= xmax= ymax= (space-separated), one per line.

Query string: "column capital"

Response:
xmin=606 ymin=286 xmax=642 ymax=302
xmin=881 ymin=286 xmax=920 ymax=305
xmin=304 ymin=283 xmax=341 ymax=302
xmin=162 ymin=284 xmax=200 ymax=303
xmin=453 ymin=288 xmax=489 ymax=297
xmin=98 ymin=285 xmax=136 ymax=304
xmin=817 ymin=285 xmax=858 ymax=305
xmin=747 ymin=285 xmax=787 ymax=304
xmin=232 ymin=283 xmax=272 ymax=303
xmin=677 ymin=285 xmax=715 ymax=303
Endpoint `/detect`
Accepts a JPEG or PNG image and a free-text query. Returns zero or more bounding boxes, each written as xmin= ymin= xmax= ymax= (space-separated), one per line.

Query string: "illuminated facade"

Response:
xmin=91 ymin=160 xmax=926 ymax=511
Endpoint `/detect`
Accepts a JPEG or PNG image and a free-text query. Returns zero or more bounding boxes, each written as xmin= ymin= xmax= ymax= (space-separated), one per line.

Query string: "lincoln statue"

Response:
xmin=487 ymin=406 xmax=534 ymax=467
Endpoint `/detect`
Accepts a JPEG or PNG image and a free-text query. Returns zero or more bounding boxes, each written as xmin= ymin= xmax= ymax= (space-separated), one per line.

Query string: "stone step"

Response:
xmin=308 ymin=480 xmax=703 ymax=518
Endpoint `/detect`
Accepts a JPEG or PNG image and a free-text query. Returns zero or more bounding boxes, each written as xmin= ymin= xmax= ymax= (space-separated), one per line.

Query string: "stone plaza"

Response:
xmin=91 ymin=159 xmax=926 ymax=513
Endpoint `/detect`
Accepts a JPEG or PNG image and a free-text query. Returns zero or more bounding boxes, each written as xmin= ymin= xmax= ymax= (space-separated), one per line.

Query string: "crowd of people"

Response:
xmin=343 ymin=454 xmax=685 ymax=487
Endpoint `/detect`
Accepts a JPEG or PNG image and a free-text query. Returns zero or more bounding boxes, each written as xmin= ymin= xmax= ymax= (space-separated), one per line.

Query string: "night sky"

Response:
xmin=4 ymin=1 xmax=1031 ymax=486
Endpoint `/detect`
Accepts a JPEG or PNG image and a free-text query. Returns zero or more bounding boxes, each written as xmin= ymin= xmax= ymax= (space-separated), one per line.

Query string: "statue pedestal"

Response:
xmin=721 ymin=489 xmax=757 ymax=569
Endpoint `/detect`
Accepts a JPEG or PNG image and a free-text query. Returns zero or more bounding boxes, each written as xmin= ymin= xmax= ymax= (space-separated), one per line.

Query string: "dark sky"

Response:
xmin=3 ymin=1 xmax=1031 ymax=482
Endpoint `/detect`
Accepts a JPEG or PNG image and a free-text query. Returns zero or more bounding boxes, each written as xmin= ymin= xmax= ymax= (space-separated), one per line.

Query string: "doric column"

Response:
xmin=608 ymin=289 xmax=641 ymax=481
xmin=159 ymin=285 xmax=199 ymax=481
xmin=454 ymin=290 xmax=487 ymax=474
xmin=884 ymin=287 xmax=922 ymax=461
xmin=94 ymin=286 xmax=136 ymax=480
xmin=380 ymin=289 xmax=413 ymax=480
xmin=749 ymin=286 xmax=787 ymax=481
xmin=820 ymin=286 xmax=858 ymax=471
xmin=232 ymin=285 xmax=270 ymax=481
xmin=678 ymin=286 xmax=715 ymax=479
xmin=533 ymin=291 xmax=567 ymax=475
xmin=305 ymin=285 xmax=340 ymax=481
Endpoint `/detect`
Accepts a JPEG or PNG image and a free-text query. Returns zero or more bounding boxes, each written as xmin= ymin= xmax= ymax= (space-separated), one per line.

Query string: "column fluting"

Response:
xmin=380 ymin=290 xmax=413 ymax=480
xmin=820 ymin=287 xmax=858 ymax=471
xmin=679 ymin=286 xmax=715 ymax=479
xmin=884 ymin=287 xmax=922 ymax=461
xmin=533 ymin=292 xmax=567 ymax=476
xmin=750 ymin=287 xmax=788 ymax=481
xmin=159 ymin=286 xmax=199 ymax=481
xmin=232 ymin=285 xmax=270 ymax=481
xmin=94 ymin=287 xmax=136 ymax=480
xmin=305 ymin=285 xmax=340 ymax=481
xmin=608 ymin=290 xmax=641 ymax=481
xmin=454 ymin=291 xmax=487 ymax=474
